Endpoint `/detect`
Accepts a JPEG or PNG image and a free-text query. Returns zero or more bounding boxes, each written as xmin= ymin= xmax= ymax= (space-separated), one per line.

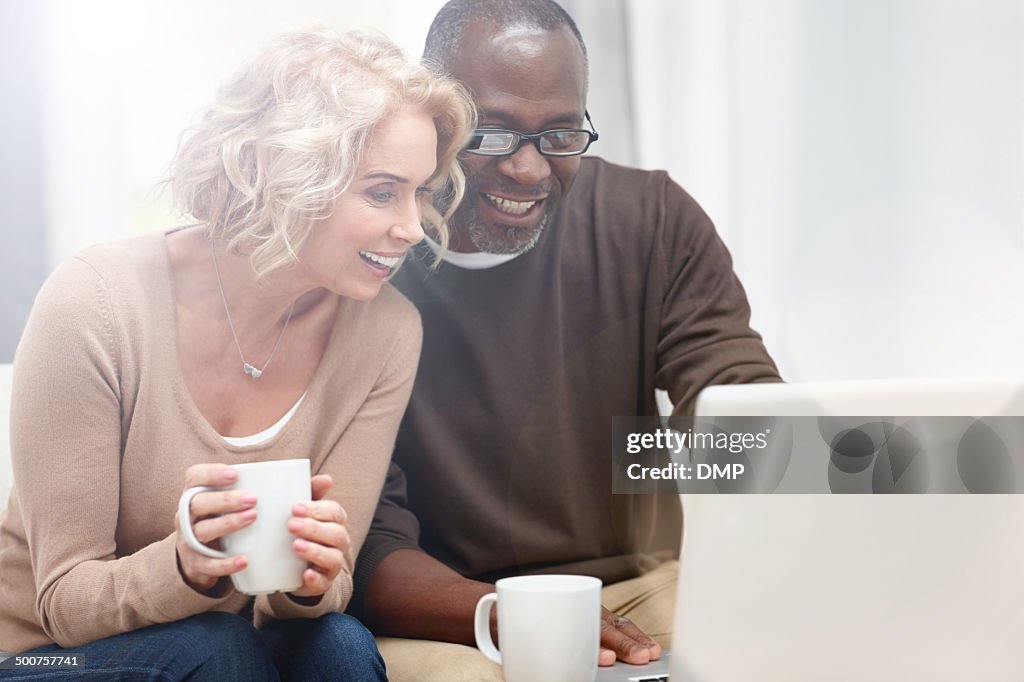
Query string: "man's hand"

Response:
xmin=598 ymin=607 xmax=662 ymax=666
xmin=362 ymin=548 xmax=495 ymax=644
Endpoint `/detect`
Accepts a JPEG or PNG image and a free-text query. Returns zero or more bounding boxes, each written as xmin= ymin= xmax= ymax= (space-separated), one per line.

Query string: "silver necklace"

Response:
xmin=210 ymin=241 xmax=295 ymax=379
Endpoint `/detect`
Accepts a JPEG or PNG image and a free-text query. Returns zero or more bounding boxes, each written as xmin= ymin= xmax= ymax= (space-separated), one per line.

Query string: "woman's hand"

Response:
xmin=174 ymin=463 xmax=257 ymax=594
xmin=286 ymin=474 xmax=350 ymax=599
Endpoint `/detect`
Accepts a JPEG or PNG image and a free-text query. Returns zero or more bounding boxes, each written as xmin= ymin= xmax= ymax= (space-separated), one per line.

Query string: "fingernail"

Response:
xmin=222 ymin=468 xmax=237 ymax=481
xmin=293 ymin=503 xmax=307 ymax=515
xmin=239 ymin=493 xmax=257 ymax=505
xmin=294 ymin=539 xmax=309 ymax=551
xmin=241 ymin=509 xmax=257 ymax=521
xmin=235 ymin=556 xmax=248 ymax=568
xmin=288 ymin=519 xmax=303 ymax=532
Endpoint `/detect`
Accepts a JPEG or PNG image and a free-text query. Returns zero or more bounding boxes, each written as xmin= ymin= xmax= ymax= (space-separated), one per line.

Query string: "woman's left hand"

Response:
xmin=286 ymin=474 xmax=350 ymax=599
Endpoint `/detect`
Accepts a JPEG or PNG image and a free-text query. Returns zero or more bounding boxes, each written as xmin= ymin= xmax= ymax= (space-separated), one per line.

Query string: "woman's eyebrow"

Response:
xmin=361 ymin=171 xmax=410 ymax=183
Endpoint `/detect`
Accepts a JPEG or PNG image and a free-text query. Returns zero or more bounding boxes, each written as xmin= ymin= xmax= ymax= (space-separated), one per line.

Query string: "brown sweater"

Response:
xmin=0 ymin=231 xmax=421 ymax=652
xmin=353 ymin=157 xmax=780 ymax=606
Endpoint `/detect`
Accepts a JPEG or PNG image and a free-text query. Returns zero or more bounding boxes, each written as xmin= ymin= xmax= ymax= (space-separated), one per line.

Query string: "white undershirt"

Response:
xmin=220 ymin=392 xmax=306 ymax=447
xmin=424 ymin=235 xmax=521 ymax=270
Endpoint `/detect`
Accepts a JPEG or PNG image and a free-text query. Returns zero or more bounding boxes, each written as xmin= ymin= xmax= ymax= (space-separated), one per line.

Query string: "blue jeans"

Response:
xmin=0 ymin=612 xmax=386 ymax=681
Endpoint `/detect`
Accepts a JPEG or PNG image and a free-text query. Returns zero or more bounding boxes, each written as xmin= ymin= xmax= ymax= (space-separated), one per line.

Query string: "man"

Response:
xmin=350 ymin=1 xmax=780 ymax=679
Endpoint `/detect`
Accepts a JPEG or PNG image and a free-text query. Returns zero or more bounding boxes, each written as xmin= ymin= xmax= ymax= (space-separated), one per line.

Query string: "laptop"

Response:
xmin=666 ymin=378 xmax=1024 ymax=681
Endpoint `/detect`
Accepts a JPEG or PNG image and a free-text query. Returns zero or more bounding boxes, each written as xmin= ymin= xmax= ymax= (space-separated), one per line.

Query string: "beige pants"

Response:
xmin=376 ymin=560 xmax=678 ymax=682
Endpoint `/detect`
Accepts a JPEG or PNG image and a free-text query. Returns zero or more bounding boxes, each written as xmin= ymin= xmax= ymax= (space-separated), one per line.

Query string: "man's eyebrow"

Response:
xmin=361 ymin=171 xmax=409 ymax=183
xmin=478 ymin=108 xmax=582 ymax=128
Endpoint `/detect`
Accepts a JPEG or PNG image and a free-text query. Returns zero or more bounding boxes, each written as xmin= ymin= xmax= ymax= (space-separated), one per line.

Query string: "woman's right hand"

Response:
xmin=174 ymin=463 xmax=257 ymax=594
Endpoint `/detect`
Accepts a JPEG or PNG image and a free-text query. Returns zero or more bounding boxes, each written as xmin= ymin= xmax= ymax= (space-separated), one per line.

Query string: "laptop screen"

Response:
xmin=668 ymin=378 xmax=1024 ymax=681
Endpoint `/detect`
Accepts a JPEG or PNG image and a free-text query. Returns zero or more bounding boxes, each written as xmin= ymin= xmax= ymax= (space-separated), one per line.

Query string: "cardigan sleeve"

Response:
xmin=255 ymin=298 xmax=423 ymax=624
xmin=11 ymin=257 xmax=242 ymax=648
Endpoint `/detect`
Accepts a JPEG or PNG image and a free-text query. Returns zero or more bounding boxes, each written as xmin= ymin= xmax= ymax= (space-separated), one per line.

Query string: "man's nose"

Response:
xmin=496 ymin=141 xmax=552 ymax=186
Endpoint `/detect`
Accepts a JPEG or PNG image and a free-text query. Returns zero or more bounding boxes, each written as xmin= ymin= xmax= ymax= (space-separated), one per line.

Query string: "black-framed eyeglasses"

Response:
xmin=463 ymin=111 xmax=600 ymax=157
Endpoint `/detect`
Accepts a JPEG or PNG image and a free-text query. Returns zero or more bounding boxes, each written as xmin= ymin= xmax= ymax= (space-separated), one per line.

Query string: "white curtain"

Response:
xmin=9 ymin=0 xmax=1024 ymax=380
xmin=32 ymin=0 xmax=449 ymax=267
xmin=611 ymin=0 xmax=1024 ymax=381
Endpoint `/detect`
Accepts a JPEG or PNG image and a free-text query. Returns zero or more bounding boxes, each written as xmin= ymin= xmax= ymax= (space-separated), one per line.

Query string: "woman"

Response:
xmin=0 ymin=30 xmax=474 ymax=679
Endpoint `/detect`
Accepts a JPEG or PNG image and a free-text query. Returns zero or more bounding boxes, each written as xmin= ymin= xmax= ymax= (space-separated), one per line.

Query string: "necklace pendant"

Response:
xmin=243 ymin=362 xmax=263 ymax=379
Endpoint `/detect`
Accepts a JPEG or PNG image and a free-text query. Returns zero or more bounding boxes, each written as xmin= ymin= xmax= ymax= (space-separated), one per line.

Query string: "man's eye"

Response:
xmin=545 ymin=131 xmax=575 ymax=148
xmin=476 ymin=133 xmax=516 ymax=153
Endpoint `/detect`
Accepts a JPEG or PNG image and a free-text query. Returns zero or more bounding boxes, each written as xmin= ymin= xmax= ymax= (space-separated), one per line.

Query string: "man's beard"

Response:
xmin=465 ymin=213 xmax=548 ymax=255
xmin=444 ymin=170 xmax=558 ymax=255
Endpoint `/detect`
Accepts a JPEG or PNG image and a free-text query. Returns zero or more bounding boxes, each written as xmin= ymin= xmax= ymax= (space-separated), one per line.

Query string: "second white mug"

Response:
xmin=474 ymin=574 xmax=602 ymax=682
xmin=177 ymin=458 xmax=311 ymax=595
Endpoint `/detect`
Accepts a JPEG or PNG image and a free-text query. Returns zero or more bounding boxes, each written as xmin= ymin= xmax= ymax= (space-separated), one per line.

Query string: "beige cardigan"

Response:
xmin=0 ymin=231 xmax=421 ymax=652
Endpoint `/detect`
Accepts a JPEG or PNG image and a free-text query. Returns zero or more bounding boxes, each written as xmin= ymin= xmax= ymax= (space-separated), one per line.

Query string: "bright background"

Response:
xmin=2 ymin=0 xmax=1022 ymax=383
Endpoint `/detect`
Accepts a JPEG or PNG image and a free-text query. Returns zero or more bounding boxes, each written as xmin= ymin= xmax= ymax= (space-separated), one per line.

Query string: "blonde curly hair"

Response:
xmin=167 ymin=29 xmax=475 ymax=278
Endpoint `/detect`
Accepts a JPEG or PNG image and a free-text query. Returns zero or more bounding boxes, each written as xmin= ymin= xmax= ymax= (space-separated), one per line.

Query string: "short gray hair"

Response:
xmin=423 ymin=0 xmax=588 ymax=85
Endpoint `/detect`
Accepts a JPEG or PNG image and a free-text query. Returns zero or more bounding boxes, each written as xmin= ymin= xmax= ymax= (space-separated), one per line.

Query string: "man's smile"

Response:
xmin=482 ymin=193 xmax=542 ymax=216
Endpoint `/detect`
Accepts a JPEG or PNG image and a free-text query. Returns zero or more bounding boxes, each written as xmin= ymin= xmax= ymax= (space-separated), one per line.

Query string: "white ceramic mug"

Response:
xmin=177 ymin=458 xmax=311 ymax=595
xmin=474 ymin=574 xmax=602 ymax=682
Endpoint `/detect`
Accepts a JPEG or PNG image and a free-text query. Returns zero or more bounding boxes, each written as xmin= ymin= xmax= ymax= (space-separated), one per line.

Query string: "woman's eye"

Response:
xmin=369 ymin=190 xmax=396 ymax=204
xmin=415 ymin=186 xmax=432 ymax=198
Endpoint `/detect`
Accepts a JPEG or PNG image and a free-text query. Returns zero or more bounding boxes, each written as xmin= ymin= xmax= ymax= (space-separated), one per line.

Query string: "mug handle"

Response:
xmin=474 ymin=593 xmax=502 ymax=665
xmin=177 ymin=486 xmax=231 ymax=559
